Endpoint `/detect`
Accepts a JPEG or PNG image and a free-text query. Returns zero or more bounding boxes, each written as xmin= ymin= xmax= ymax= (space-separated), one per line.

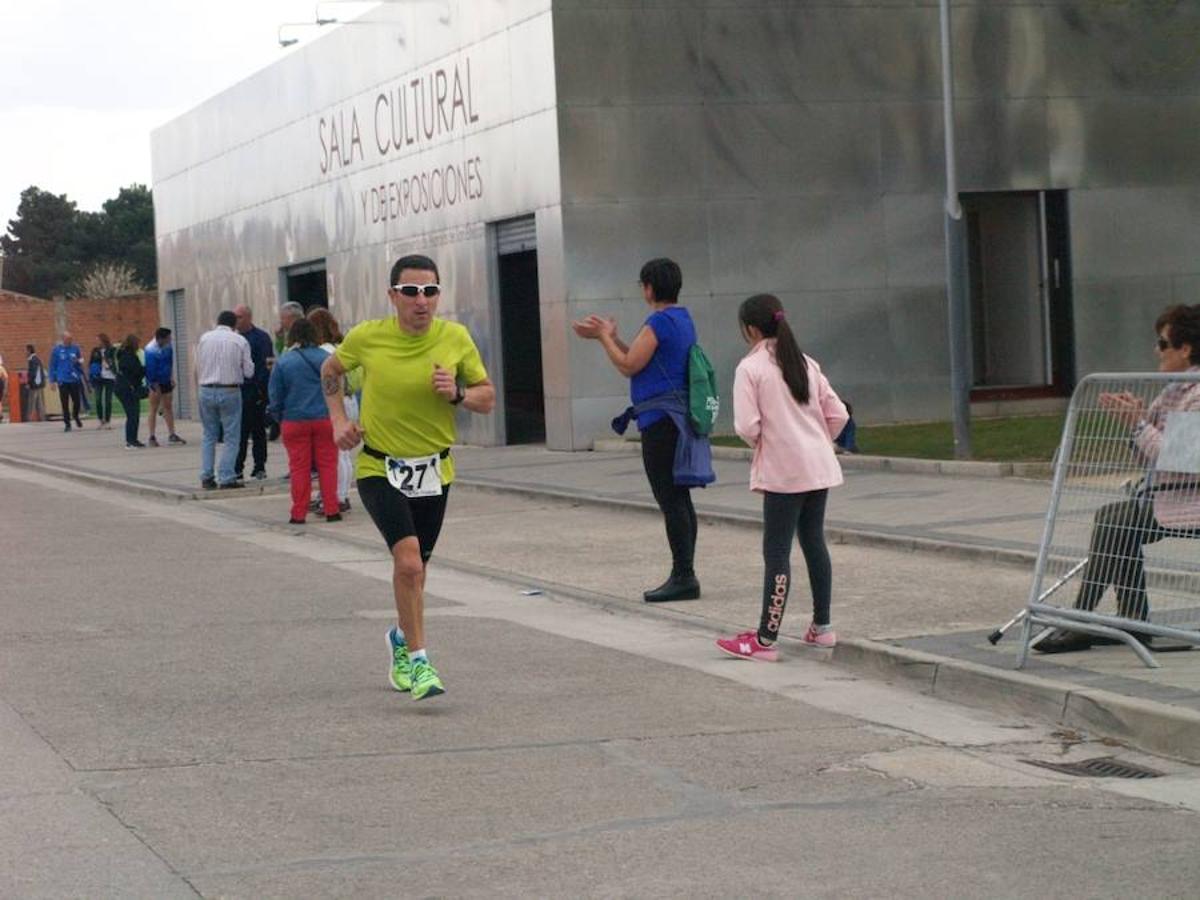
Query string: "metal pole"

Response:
xmin=940 ymin=0 xmax=972 ymax=459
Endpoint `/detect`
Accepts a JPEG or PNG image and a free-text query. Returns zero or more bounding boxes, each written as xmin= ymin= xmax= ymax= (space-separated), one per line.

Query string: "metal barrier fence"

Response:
xmin=1016 ymin=372 xmax=1200 ymax=669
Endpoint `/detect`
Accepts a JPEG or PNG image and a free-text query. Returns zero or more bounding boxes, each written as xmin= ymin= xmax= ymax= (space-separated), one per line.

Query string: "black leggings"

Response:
xmin=641 ymin=417 xmax=697 ymax=577
xmin=759 ymin=489 xmax=832 ymax=643
xmin=93 ymin=380 xmax=114 ymax=422
xmin=115 ymin=383 xmax=140 ymax=444
xmin=58 ymin=383 xmax=82 ymax=423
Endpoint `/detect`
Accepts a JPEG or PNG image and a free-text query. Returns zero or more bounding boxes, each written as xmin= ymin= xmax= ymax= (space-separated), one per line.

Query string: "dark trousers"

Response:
xmin=93 ymin=380 xmax=114 ymax=422
xmin=115 ymin=383 xmax=140 ymax=445
xmin=759 ymin=490 xmax=832 ymax=642
xmin=1075 ymin=499 xmax=1171 ymax=622
xmin=58 ymin=383 xmax=82 ymax=424
xmin=640 ymin=417 xmax=697 ymax=577
xmin=236 ymin=385 xmax=268 ymax=476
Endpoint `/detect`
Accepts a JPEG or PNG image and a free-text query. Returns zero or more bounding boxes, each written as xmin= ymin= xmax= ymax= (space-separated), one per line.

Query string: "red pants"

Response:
xmin=282 ymin=418 xmax=339 ymax=521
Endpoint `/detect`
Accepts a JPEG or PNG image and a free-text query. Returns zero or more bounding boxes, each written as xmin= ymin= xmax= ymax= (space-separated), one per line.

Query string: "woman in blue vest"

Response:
xmin=573 ymin=257 xmax=702 ymax=603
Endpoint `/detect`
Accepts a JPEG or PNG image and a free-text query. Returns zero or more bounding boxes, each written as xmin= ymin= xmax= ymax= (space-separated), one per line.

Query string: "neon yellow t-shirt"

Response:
xmin=336 ymin=316 xmax=488 ymax=483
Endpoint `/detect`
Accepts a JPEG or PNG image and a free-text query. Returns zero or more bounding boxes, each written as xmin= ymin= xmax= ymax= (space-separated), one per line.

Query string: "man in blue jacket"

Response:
xmin=49 ymin=331 xmax=84 ymax=431
xmin=144 ymin=327 xmax=186 ymax=446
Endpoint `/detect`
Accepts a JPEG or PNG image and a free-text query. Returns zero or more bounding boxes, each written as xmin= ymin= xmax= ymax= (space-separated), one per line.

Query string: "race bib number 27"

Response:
xmin=385 ymin=453 xmax=444 ymax=498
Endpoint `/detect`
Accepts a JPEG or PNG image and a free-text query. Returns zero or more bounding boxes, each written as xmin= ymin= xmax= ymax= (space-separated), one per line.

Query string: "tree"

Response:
xmin=77 ymin=262 xmax=145 ymax=298
xmin=99 ymin=185 xmax=156 ymax=289
xmin=0 ymin=187 xmax=85 ymax=297
xmin=0 ymin=183 xmax=157 ymax=298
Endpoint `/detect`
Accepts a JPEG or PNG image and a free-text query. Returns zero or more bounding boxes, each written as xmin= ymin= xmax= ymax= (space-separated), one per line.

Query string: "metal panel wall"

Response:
xmin=154 ymin=1 xmax=1200 ymax=448
xmin=552 ymin=1 xmax=1200 ymax=445
xmin=152 ymin=1 xmax=563 ymax=448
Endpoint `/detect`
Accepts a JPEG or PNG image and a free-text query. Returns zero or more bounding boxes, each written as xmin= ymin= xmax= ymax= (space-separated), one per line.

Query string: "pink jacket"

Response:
xmin=1132 ymin=368 xmax=1200 ymax=529
xmin=734 ymin=340 xmax=849 ymax=494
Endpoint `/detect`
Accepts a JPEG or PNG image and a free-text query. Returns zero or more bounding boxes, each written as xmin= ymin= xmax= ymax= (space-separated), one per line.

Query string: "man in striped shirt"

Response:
xmin=196 ymin=310 xmax=255 ymax=489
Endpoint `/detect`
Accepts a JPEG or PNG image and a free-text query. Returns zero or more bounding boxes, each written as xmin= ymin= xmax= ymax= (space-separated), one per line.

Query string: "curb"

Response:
xmin=454 ymin=475 xmax=1038 ymax=568
xmin=592 ymin=438 xmax=1053 ymax=480
xmin=0 ymin=450 xmax=291 ymax=503
xmin=428 ymin=534 xmax=1200 ymax=766
xmin=832 ymin=638 xmax=1200 ymax=765
xmin=0 ymin=451 xmax=195 ymax=503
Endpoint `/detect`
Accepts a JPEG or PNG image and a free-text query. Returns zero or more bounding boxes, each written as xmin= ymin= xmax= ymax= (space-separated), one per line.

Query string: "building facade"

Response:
xmin=152 ymin=1 xmax=1200 ymax=447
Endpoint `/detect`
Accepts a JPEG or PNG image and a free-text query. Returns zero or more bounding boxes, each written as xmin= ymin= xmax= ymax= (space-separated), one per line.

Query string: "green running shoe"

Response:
xmin=410 ymin=658 xmax=445 ymax=701
xmin=387 ymin=628 xmax=412 ymax=692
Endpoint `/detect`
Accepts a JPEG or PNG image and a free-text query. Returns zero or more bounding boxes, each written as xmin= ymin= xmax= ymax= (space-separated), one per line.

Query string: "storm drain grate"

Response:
xmin=1021 ymin=756 xmax=1165 ymax=779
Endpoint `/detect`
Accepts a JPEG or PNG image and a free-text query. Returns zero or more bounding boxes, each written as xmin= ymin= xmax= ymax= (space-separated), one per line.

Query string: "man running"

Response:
xmin=321 ymin=254 xmax=494 ymax=700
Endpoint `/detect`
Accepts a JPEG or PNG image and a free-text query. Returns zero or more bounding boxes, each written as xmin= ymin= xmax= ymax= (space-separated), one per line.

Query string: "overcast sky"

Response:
xmin=0 ymin=0 xmax=372 ymax=231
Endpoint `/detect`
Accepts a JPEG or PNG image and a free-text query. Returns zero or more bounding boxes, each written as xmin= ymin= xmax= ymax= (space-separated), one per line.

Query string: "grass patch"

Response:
xmin=711 ymin=414 xmax=1067 ymax=462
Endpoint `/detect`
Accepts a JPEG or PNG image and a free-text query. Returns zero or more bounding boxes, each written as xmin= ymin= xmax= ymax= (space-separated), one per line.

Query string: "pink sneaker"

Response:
xmin=716 ymin=631 xmax=779 ymax=662
xmin=802 ymin=623 xmax=837 ymax=648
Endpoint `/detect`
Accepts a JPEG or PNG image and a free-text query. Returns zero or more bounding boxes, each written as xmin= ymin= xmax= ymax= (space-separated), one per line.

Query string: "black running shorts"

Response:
xmin=357 ymin=476 xmax=450 ymax=561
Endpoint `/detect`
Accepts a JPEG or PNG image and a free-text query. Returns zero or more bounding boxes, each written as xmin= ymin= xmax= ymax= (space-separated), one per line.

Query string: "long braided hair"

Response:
xmin=738 ymin=294 xmax=810 ymax=405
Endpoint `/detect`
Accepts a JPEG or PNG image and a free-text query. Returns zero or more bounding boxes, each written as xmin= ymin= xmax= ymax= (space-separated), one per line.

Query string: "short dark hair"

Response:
xmin=1155 ymin=304 xmax=1200 ymax=364
xmin=25 ymin=344 xmax=35 ymax=354
xmin=390 ymin=254 xmax=439 ymax=286
xmin=217 ymin=310 xmax=237 ymax=328
xmin=155 ymin=327 xmax=172 ymax=341
xmin=639 ymin=258 xmax=682 ymax=303
xmin=288 ymin=318 xmax=318 ymax=348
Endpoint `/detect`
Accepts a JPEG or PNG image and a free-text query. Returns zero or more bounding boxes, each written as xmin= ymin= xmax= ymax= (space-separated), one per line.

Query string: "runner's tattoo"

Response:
xmin=322 ymin=374 xmax=341 ymax=396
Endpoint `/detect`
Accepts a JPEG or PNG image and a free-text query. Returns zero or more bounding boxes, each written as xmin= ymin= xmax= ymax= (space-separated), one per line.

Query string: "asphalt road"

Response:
xmin=3 ymin=461 xmax=1200 ymax=898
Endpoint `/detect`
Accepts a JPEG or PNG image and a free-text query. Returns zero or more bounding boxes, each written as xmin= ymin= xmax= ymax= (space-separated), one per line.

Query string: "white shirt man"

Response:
xmin=195 ymin=311 xmax=254 ymax=489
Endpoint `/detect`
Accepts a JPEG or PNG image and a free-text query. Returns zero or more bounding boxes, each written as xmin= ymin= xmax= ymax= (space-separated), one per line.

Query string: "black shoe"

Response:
xmin=1034 ymin=629 xmax=1093 ymax=654
xmin=64 ymin=423 xmax=71 ymax=432
xmin=74 ymin=418 xmax=83 ymax=428
xmin=288 ymin=517 xmax=306 ymax=525
xmin=1092 ymin=631 xmax=1154 ymax=648
xmin=218 ymin=481 xmax=244 ymax=490
xmin=202 ymin=478 xmax=217 ymax=490
xmin=643 ymin=574 xmax=701 ymax=603
xmin=339 ymin=498 xmax=351 ymax=513
xmin=325 ymin=512 xmax=343 ymax=523
xmin=251 ymin=468 xmax=267 ymax=480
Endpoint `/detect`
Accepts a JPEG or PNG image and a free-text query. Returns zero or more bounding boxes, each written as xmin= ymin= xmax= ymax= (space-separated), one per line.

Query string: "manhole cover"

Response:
xmin=1021 ymin=756 xmax=1164 ymax=779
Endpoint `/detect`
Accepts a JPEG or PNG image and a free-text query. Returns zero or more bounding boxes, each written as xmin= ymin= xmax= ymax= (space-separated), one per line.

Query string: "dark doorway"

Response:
xmin=964 ymin=191 xmax=1074 ymax=397
xmin=281 ymin=259 xmax=328 ymax=311
xmin=496 ymin=218 xmax=545 ymax=444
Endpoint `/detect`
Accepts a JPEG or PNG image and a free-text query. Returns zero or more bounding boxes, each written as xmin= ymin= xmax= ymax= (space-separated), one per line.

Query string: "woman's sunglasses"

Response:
xmin=393 ymin=284 xmax=441 ymax=298
xmin=1156 ymin=338 xmax=1172 ymax=351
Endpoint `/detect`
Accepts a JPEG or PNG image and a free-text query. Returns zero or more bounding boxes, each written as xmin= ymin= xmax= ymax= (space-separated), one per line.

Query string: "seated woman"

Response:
xmin=1038 ymin=303 xmax=1200 ymax=653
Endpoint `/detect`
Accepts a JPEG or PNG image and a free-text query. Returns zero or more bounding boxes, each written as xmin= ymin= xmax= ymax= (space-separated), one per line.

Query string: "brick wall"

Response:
xmin=0 ymin=291 xmax=162 ymax=418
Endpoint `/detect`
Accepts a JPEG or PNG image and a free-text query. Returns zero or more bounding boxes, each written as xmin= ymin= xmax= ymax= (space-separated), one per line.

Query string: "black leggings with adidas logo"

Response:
xmin=758 ymin=489 xmax=832 ymax=644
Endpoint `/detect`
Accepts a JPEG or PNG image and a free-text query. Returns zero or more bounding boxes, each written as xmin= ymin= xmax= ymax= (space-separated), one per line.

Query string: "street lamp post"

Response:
xmin=940 ymin=0 xmax=972 ymax=459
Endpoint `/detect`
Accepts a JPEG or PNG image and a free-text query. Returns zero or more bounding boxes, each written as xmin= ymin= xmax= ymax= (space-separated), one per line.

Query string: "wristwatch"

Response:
xmin=450 ymin=384 xmax=465 ymax=405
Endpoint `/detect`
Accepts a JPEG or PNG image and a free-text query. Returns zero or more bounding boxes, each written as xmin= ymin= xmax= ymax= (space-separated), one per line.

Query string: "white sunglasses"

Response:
xmin=392 ymin=283 xmax=441 ymax=298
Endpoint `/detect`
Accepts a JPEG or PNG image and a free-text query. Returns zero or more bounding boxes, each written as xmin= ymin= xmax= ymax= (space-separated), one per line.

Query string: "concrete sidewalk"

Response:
xmin=452 ymin=442 xmax=1053 ymax=564
xmin=2 ymin=419 xmax=1198 ymax=761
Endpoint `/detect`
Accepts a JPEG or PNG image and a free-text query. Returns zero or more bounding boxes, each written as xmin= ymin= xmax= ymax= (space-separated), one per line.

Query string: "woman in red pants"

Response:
xmin=267 ymin=318 xmax=341 ymax=524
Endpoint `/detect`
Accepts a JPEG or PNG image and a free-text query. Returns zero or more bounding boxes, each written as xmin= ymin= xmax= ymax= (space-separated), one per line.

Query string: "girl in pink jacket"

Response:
xmin=716 ymin=294 xmax=849 ymax=662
